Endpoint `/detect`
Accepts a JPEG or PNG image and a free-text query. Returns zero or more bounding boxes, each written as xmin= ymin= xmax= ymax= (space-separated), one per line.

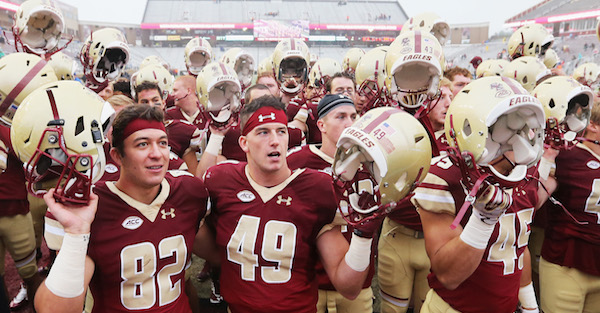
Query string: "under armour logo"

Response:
xmin=276 ymin=195 xmax=292 ymax=206
xmin=161 ymin=208 xmax=176 ymax=219
xmin=258 ymin=113 xmax=276 ymax=122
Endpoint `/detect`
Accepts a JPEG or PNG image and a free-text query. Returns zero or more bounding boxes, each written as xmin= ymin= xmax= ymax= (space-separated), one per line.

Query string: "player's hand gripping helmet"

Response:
xmin=342 ymin=48 xmax=365 ymax=75
xmin=10 ymin=80 xmax=115 ymax=204
xmin=572 ymin=62 xmax=600 ymax=89
xmin=502 ymin=56 xmax=551 ymax=93
xmin=184 ymin=37 xmax=213 ymax=76
xmin=47 ymin=51 xmax=75 ymax=80
xmin=445 ymin=76 xmax=545 ymax=188
xmin=12 ymin=0 xmax=65 ymax=56
xmin=543 ymin=48 xmax=560 ymax=69
xmin=140 ymin=55 xmax=170 ymax=71
xmin=355 ymin=47 xmax=391 ymax=111
xmin=0 ymin=52 xmax=58 ymax=126
xmin=402 ymin=12 xmax=450 ymax=46
xmin=196 ymin=62 xmax=242 ymax=128
xmin=533 ymin=76 xmax=593 ymax=150
xmin=79 ymin=27 xmax=129 ymax=91
xmin=507 ymin=23 xmax=554 ymax=60
xmin=272 ymin=38 xmax=311 ymax=95
xmin=333 ymin=107 xmax=431 ymax=225
xmin=306 ymin=57 xmax=343 ymax=100
xmin=386 ymin=30 xmax=445 ymax=109
xmin=132 ymin=64 xmax=174 ymax=100
xmin=220 ymin=48 xmax=255 ymax=91
xmin=257 ymin=55 xmax=274 ymax=77
xmin=476 ymin=59 xmax=510 ymax=78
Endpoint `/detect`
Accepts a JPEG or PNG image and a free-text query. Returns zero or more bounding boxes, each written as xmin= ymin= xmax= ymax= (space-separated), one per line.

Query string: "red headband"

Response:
xmin=242 ymin=106 xmax=288 ymax=136
xmin=122 ymin=118 xmax=166 ymax=140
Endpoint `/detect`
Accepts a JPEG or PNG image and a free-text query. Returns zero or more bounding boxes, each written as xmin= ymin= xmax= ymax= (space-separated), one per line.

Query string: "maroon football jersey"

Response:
xmin=0 ymin=125 xmax=28 ymax=216
xmin=287 ymin=99 xmax=321 ymax=144
xmin=99 ymin=141 xmax=187 ymax=182
xmin=87 ymin=172 xmax=207 ymax=313
xmin=165 ymin=106 xmax=209 ymax=130
xmin=412 ymin=155 xmax=539 ymax=313
xmin=542 ymin=144 xmax=600 ymax=276
xmin=164 ymin=119 xmax=203 ymax=158
xmin=287 ymin=144 xmax=375 ymax=291
xmin=204 ymin=162 xmax=339 ymax=313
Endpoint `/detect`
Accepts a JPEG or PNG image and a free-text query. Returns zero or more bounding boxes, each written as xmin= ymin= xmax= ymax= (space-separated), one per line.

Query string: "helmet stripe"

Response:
xmin=290 ymin=39 xmax=296 ymax=50
xmin=414 ymin=30 xmax=422 ymax=53
xmin=219 ymin=63 xmax=228 ymax=75
xmin=363 ymin=108 xmax=401 ymax=133
xmin=46 ymin=89 xmax=60 ymax=120
xmin=501 ymin=76 xmax=526 ymax=95
xmin=0 ymin=59 xmax=48 ymax=117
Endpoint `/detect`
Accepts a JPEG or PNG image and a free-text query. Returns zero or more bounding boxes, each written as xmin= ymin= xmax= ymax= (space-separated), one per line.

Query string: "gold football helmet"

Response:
xmin=445 ymin=76 xmax=545 ymax=186
xmin=507 ymin=23 xmax=554 ymax=60
xmin=342 ymin=48 xmax=365 ymax=75
xmin=307 ymin=57 xmax=343 ymax=99
xmin=502 ymin=56 xmax=551 ymax=93
xmin=272 ymin=38 xmax=311 ymax=95
xmin=333 ymin=107 xmax=431 ymax=225
xmin=402 ymin=12 xmax=449 ymax=46
xmin=257 ymin=55 xmax=274 ymax=77
xmin=355 ymin=47 xmax=391 ymax=111
xmin=572 ymin=62 xmax=600 ymax=88
xmin=196 ymin=62 xmax=242 ymax=127
xmin=476 ymin=59 xmax=510 ymax=78
xmin=533 ymin=76 xmax=593 ymax=150
xmin=386 ymin=30 xmax=445 ymax=109
xmin=0 ymin=52 xmax=58 ymax=126
xmin=80 ymin=27 xmax=129 ymax=89
xmin=140 ymin=55 xmax=170 ymax=71
xmin=184 ymin=37 xmax=213 ymax=76
xmin=220 ymin=48 xmax=255 ymax=90
xmin=10 ymin=80 xmax=115 ymax=204
xmin=132 ymin=64 xmax=174 ymax=100
xmin=12 ymin=0 xmax=64 ymax=55
xmin=47 ymin=51 xmax=75 ymax=80
xmin=543 ymin=48 xmax=559 ymax=69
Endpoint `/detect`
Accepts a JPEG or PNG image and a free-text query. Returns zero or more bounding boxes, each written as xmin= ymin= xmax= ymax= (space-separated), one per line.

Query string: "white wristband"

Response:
xmin=459 ymin=213 xmax=495 ymax=249
xmin=344 ymin=233 xmax=372 ymax=272
xmin=45 ymin=233 xmax=90 ymax=298
xmin=205 ymin=134 xmax=224 ymax=156
xmin=294 ymin=106 xmax=309 ymax=124
xmin=519 ymin=282 xmax=539 ymax=312
xmin=538 ymin=157 xmax=555 ymax=180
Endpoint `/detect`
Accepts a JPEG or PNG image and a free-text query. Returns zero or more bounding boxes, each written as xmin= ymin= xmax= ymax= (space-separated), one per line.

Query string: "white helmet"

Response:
xmin=12 ymin=0 xmax=65 ymax=55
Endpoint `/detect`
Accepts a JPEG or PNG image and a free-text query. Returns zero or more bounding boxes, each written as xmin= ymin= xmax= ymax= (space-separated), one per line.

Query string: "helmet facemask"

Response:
xmin=391 ymin=59 xmax=441 ymax=109
xmin=278 ymin=57 xmax=308 ymax=94
xmin=206 ymin=80 xmax=241 ymax=128
xmin=358 ymin=79 xmax=391 ymax=111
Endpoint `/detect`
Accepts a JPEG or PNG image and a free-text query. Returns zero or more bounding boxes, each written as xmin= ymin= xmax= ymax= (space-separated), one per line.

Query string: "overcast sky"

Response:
xmin=59 ymin=0 xmax=544 ymax=34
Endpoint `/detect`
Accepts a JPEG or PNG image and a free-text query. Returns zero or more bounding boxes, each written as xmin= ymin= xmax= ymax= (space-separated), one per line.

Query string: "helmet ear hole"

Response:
xmin=462 ymin=119 xmax=472 ymax=137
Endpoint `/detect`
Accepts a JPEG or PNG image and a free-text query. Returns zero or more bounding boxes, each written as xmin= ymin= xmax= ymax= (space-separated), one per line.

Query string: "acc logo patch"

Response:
xmin=587 ymin=160 xmax=600 ymax=169
xmin=105 ymin=164 xmax=118 ymax=173
xmin=122 ymin=216 xmax=143 ymax=230
xmin=237 ymin=190 xmax=256 ymax=202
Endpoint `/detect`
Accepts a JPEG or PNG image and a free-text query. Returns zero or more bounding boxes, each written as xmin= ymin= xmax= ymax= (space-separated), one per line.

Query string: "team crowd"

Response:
xmin=0 ymin=0 xmax=599 ymax=312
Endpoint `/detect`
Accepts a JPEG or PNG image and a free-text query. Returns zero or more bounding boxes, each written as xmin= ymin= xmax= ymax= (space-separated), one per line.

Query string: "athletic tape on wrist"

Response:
xmin=344 ymin=233 xmax=372 ymax=272
xmin=45 ymin=233 xmax=90 ymax=298
xmin=459 ymin=213 xmax=495 ymax=249
xmin=294 ymin=106 xmax=309 ymax=124
xmin=519 ymin=282 xmax=539 ymax=311
xmin=205 ymin=134 xmax=224 ymax=156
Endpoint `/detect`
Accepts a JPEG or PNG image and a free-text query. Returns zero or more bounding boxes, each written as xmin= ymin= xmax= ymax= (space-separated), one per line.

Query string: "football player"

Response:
xmin=35 ymin=104 xmax=209 ymax=313
xmin=287 ymin=94 xmax=375 ymax=313
xmin=195 ymin=96 xmax=378 ymax=312
xmin=135 ymin=81 xmax=203 ymax=174
xmin=165 ymin=75 xmax=209 ymax=130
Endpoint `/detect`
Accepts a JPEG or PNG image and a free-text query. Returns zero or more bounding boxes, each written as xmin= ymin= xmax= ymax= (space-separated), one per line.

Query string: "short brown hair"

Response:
xmin=134 ymin=81 xmax=162 ymax=102
xmin=111 ymin=104 xmax=165 ymax=156
xmin=239 ymin=95 xmax=286 ymax=131
xmin=107 ymin=95 xmax=135 ymax=110
xmin=444 ymin=66 xmax=472 ymax=81
xmin=325 ymin=72 xmax=355 ymax=93
xmin=244 ymin=84 xmax=271 ymax=104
